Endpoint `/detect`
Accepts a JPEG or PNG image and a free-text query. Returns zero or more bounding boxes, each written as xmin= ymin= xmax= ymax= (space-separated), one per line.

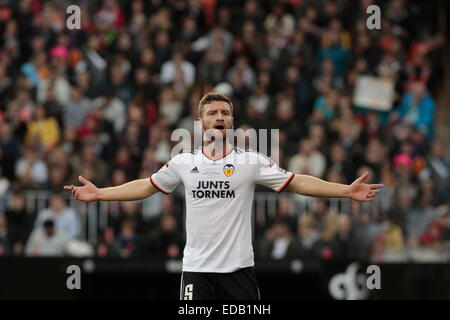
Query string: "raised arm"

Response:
xmin=285 ymin=172 xmax=384 ymax=202
xmin=64 ymin=176 xmax=159 ymax=202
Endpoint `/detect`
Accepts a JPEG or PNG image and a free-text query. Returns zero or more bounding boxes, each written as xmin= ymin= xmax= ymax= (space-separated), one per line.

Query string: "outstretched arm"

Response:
xmin=285 ymin=172 xmax=383 ymax=202
xmin=64 ymin=176 xmax=159 ymax=202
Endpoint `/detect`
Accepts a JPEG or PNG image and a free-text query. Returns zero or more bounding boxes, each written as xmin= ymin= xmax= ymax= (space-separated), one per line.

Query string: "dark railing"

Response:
xmin=1 ymin=190 xmax=385 ymax=246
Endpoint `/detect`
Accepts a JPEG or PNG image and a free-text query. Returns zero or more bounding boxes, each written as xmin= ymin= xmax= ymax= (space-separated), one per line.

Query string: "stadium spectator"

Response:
xmin=0 ymin=215 xmax=10 ymax=256
xmin=24 ymin=104 xmax=60 ymax=152
xmin=114 ymin=219 xmax=141 ymax=258
xmin=332 ymin=213 xmax=358 ymax=259
xmin=0 ymin=167 xmax=10 ymax=211
xmin=259 ymin=218 xmax=299 ymax=261
xmin=15 ymin=146 xmax=48 ymax=189
xmin=25 ymin=219 xmax=68 ymax=257
xmin=392 ymin=81 xmax=436 ymax=140
xmin=420 ymin=140 xmax=450 ymax=203
xmin=288 ymin=138 xmax=326 ymax=178
xmin=160 ymin=52 xmax=196 ymax=88
xmin=296 ymin=212 xmax=320 ymax=259
xmin=5 ymin=193 xmax=30 ymax=256
xmin=63 ymin=86 xmax=92 ymax=130
xmin=110 ymin=200 xmax=148 ymax=236
xmin=406 ymin=190 xmax=439 ymax=243
xmin=34 ymin=194 xmax=80 ymax=240
xmin=145 ymin=213 xmax=183 ymax=259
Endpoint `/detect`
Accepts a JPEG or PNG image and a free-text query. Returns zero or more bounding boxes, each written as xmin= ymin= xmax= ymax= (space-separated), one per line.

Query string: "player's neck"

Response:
xmin=203 ymin=141 xmax=233 ymax=159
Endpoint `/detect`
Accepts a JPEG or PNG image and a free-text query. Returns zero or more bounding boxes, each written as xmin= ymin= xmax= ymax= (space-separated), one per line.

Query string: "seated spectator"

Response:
xmin=63 ymin=86 xmax=92 ymax=130
xmin=332 ymin=213 xmax=358 ymax=260
xmin=420 ymin=219 xmax=444 ymax=248
xmin=145 ymin=213 xmax=183 ymax=259
xmin=392 ymin=81 xmax=435 ymax=140
xmin=311 ymin=211 xmax=340 ymax=260
xmin=14 ymin=146 xmax=48 ymax=189
xmin=110 ymin=200 xmax=148 ymax=236
xmin=5 ymin=193 xmax=30 ymax=256
xmin=317 ymin=31 xmax=350 ymax=77
xmin=25 ymin=219 xmax=68 ymax=257
xmin=157 ymin=86 xmax=184 ymax=127
xmin=91 ymin=89 xmax=126 ymax=135
xmin=328 ymin=143 xmax=354 ymax=184
xmin=160 ymin=52 xmax=196 ymax=88
xmin=382 ymin=219 xmax=405 ymax=252
xmin=264 ymin=3 xmax=295 ymax=37
xmin=0 ymin=215 xmax=10 ymax=256
xmin=25 ymin=104 xmax=60 ymax=152
xmin=0 ymin=122 xmax=21 ymax=181
xmin=288 ymin=138 xmax=326 ymax=178
xmin=296 ymin=213 xmax=320 ymax=259
xmin=313 ymin=89 xmax=339 ymax=122
xmin=226 ymin=55 xmax=256 ymax=90
xmin=259 ymin=218 xmax=299 ymax=261
xmin=0 ymin=167 xmax=10 ymax=211
xmin=96 ymin=227 xmax=116 ymax=258
xmin=331 ymin=103 xmax=362 ymax=143
xmin=406 ymin=191 xmax=439 ymax=241
xmin=352 ymin=212 xmax=381 ymax=260
xmin=114 ymin=219 xmax=141 ymax=258
xmin=420 ymin=140 xmax=450 ymax=204
xmin=37 ymin=67 xmax=71 ymax=108
xmin=34 ymin=193 xmax=80 ymax=240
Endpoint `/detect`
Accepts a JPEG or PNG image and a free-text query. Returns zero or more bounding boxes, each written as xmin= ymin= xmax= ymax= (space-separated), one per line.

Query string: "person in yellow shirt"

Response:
xmin=25 ymin=104 xmax=60 ymax=151
xmin=383 ymin=220 xmax=405 ymax=251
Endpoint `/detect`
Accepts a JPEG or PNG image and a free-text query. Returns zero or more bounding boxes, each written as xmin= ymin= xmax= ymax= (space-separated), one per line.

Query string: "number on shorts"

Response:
xmin=184 ymin=284 xmax=193 ymax=300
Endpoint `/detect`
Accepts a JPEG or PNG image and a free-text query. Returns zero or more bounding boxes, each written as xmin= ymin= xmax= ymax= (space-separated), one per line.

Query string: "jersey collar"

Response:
xmin=201 ymin=143 xmax=234 ymax=161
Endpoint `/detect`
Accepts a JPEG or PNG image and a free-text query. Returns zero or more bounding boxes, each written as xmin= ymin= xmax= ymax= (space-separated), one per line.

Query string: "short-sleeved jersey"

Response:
xmin=150 ymin=146 xmax=294 ymax=273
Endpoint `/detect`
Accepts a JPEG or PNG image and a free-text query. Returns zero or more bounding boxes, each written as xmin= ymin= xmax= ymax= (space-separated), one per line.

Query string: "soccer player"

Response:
xmin=64 ymin=92 xmax=384 ymax=300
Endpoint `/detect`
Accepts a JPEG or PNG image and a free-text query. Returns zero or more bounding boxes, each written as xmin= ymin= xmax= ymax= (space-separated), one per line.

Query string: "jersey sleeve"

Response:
xmin=254 ymin=155 xmax=295 ymax=193
xmin=150 ymin=159 xmax=182 ymax=194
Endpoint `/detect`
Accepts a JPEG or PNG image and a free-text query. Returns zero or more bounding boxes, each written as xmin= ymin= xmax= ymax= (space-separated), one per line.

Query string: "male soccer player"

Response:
xmin=64 ymin=92 xmax=384 ymax=300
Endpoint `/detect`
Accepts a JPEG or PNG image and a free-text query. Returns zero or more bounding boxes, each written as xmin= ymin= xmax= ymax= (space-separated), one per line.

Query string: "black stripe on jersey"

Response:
xmin=277 ymin=173 xmax=295 ymax=193
xmin=150 ymin=176 xmax=170 ymax=195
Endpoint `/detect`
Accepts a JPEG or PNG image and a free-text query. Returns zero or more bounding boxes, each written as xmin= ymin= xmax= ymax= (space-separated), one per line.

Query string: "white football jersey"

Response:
xmin=150 ymin=146 xmax=294 ymax=273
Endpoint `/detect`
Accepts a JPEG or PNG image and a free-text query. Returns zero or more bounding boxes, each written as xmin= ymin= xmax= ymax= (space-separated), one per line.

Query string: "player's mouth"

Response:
xmin=214 ymin=124 xmax=225 ymax=133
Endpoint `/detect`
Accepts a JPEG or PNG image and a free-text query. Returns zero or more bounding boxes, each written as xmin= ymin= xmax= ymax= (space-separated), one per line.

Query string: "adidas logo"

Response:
xmin=190 ymin=167 xmax=199 ymax=173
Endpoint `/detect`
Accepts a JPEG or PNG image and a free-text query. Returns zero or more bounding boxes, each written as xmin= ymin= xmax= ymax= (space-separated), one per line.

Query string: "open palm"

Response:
xmin=348 ymin=172 xmax=384 ymax=202
xmin=64 ymin=176 xmax=100 ymax=202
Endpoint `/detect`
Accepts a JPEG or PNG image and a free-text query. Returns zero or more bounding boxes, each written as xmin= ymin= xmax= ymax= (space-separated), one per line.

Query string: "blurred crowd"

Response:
xmin=0 ymin=0 xmax=448 ymax=262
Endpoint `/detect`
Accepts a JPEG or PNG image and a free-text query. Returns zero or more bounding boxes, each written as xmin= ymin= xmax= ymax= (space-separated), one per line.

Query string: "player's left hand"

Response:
xmin=348 ymin=172 xmax=384 ymax=202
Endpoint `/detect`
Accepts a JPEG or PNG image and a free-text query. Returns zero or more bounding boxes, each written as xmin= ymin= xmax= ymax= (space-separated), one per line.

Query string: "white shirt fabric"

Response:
xmin=34 ymin=207 xmax=80 ymax=240
xmin=151 ymin=146 xmax=294 ymax=273
xmin=15 ymin=158 xmax=48 ymax=184
xmin=160 ymin=60 xmax=196 ymax=87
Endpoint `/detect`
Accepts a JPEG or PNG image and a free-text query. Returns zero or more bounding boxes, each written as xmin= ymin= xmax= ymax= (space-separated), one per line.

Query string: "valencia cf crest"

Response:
xmin=223 ymin=164 xmax=235 ymax=177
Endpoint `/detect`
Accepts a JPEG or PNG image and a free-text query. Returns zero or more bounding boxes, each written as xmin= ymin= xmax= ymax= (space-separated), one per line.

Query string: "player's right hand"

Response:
xmin=64 ymin=176 xmax=100 ymax=202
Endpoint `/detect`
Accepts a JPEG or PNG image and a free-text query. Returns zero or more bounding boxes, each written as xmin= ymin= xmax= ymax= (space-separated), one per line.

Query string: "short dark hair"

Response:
xmin=43 ymin=219 xmax=54 ymax=228
xmin=198 ymin=92 xmax=233 ymax=118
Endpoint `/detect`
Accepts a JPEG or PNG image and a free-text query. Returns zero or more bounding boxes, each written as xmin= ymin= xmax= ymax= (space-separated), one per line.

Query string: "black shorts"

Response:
xmin=179 ymin=267 xmax=261 ymax=300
